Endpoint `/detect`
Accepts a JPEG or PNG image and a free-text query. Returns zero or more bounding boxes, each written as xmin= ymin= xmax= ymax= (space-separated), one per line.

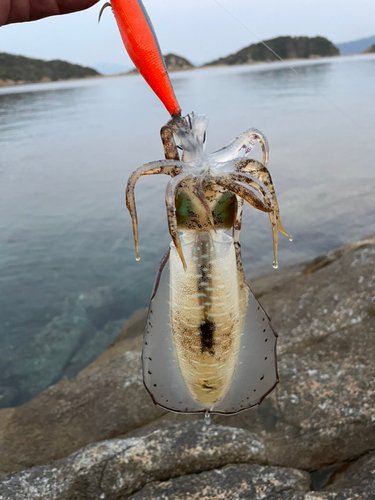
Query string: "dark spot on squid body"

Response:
xmin=199 ymin=319 xmax=216 ymax=354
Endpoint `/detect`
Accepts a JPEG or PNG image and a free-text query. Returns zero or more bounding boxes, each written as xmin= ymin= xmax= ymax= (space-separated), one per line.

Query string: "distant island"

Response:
xmin=337 ymin=35 xmax=375 ymax=55
xmin=0 ymin=53 xmax=101 ymax=87
xmin=204 ymin=36 xmax=339 ymax=66
xmin=363 ymin=44 xmax=375 ymax=54
xmin=2 ymin=33 xmax=374 ymax=88
xmin=164 ymin=53 xmax=194 ymax=71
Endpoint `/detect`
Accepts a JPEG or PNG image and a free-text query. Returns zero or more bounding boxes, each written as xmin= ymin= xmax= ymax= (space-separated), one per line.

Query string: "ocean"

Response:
xmin=0 ymin=54 xmax=374 ymax=407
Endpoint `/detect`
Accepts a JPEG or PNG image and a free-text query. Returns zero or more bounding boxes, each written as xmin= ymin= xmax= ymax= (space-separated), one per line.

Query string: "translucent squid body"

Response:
xmin=126 ymin=113 xmax=292 ymax=414
xmin=104 ymin=0 xmax=291 ymax=414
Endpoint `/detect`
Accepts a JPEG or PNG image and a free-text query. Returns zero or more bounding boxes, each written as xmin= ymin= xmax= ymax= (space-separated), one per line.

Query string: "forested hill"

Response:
xmin=164 ymin=53 xmax=194 ymax=71
xmin=363 ymin=44 xmax=375 ymax=54
xmin=205 ymin=36 xmax=339 ymax=66
xmin=0 ymin=53 xmax=101 ymax=86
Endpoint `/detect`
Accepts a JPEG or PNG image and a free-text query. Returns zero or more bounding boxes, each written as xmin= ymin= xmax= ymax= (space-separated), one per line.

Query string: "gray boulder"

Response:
xmin=212 ymin=235 xmax=375 ymax=469
xmin=129 ymin=463 xmax=311 ymax=499
xmin=327 ymin=451 xmax=375 ymax=490
xmin=0 ymin=423 xmax=266 ymax=499
xmin=3 ymin=423 xmax=375 ymax=499
xmin=1 ymin=235 xmax=375 ymax=482
xmin=0 ymin=350 xmax=164 ymax=477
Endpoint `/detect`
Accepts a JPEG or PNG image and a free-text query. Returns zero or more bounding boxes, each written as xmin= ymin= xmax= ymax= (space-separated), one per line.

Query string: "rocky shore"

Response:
xmin=0 ymin=234 xmax=374 ymax=499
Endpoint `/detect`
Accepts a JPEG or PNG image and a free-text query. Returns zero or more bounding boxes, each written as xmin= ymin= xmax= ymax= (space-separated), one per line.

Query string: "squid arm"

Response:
xmin=125 ymin=160 xmax=186 ymax=261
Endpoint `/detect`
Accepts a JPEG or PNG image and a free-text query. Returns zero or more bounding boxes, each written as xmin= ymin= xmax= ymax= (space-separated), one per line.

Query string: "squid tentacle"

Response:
xmin=126 ymin=160 xmax=185 ymax=261
xmin=214 ymin=176 xmax=273 ymax=214
xmin=235 ymin=158 xmax=292 ymax=241
xmin=269 ymin=210 xmax=279 ymax=269
xmin=193 ymin=176 xmax=216 ymax=231
xmin=233 ymin=197 xmax=244 ymax=245
xmin=160 ymin=124 xmax=180 ymax=161
xmin=230 ymin=172 xmax=272 ymax=208
xmin=165 ymin=171 xmax=193 ymax=271
xmin=238 ymin=128 xmax=269 ymax=166
xmin=211 ymin=128 xmax=269 ymax=166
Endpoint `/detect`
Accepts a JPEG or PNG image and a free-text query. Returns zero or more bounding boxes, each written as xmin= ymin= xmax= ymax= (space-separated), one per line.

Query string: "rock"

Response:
xmin=0 ymin=423 xmax=266 ymax=499
xmin=260 ymin=234 xmax=375 ymax=355
xmin=130 ymin=463 xmax=311 ymax=499
xmin=306 ymin=489 xmax=375 ymax=499
xmin=1 ymin=235 xmax=375 ymax=478
xmin=210 ymin=235 xmax=375 ymax=470
xmin=0 ymin=351 xmax=164 ymax=478
xmin=325 ymin=451 xmax=375 ymax=493
xmin=245 ymin=260 xmax=305 ymax=299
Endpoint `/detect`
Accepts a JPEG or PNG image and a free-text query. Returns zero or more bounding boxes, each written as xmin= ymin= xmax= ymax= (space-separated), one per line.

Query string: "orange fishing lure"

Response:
xmin=107 ymin=0 xmax=181 ymax=116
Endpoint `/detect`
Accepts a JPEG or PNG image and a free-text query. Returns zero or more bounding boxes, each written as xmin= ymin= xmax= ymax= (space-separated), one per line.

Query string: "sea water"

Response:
xmin=0 ymin=55 xmax=374 ymax=406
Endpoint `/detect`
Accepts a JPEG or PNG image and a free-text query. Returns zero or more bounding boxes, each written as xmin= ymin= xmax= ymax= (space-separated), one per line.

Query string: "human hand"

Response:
xmin=1 ymin=0 xmax=100 ymax=26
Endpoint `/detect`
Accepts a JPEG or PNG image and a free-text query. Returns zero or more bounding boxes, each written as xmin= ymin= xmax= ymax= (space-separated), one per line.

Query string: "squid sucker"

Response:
xmin=126 ymin=112 xmax=292 ymax=415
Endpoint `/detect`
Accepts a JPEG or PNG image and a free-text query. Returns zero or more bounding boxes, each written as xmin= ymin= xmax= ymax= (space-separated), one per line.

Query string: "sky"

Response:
xmin=0 ymin=0 xmax=375 ymax=72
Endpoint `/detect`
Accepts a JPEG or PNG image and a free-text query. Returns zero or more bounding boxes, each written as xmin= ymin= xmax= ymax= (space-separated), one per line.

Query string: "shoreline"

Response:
xmin=1 ymin=53 xmax=373 ymax=89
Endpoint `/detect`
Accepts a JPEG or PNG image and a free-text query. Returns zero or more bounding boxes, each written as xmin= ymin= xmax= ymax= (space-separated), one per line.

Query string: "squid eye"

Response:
xmin=212 ymin=192 xmax=237 ymax=230
xmin=175 ymin=191 xmax=193 ymax=226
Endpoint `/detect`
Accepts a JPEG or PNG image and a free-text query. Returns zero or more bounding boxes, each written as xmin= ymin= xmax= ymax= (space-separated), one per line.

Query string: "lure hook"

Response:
xmin=98 ymin=2 xmax=112 ymax=23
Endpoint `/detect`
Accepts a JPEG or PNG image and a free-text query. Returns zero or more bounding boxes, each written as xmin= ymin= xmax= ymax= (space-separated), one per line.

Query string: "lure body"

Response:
xmin=126 ymin=113 xmax=292 ymax=414
xmin=110 ymin=0 xmax=181 ymax=115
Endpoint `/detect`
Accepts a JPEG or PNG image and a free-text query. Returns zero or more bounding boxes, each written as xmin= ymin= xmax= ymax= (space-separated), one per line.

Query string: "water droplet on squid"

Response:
xmin=204 ymin=410 xmax=211 ymax=426
xmin=273 ymin=261 xmax=278 ymax=269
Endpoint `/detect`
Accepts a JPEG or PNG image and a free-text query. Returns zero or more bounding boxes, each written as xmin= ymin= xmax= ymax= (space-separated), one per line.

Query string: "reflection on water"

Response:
xmin=0 ymin=55 xmax=374 ymax=407
xmin=233 ymin=59 xmax=333 ymax=92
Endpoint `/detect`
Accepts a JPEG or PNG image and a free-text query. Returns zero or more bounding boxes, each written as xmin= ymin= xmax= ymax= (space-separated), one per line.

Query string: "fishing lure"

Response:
xmin=103 ymin=0 xmax=291 ymax=414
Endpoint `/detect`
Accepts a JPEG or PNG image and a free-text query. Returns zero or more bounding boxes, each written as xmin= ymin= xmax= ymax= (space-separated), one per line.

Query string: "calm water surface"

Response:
xmin=1 ymin=55 xmax=374 ymax=406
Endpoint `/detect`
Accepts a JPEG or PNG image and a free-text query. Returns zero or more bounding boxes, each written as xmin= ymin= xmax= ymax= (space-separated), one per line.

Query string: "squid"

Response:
xmin=126 ymin=112 xmax=291 ymax=415
xmin=102 ymin=0 xmax=292 ymax=415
